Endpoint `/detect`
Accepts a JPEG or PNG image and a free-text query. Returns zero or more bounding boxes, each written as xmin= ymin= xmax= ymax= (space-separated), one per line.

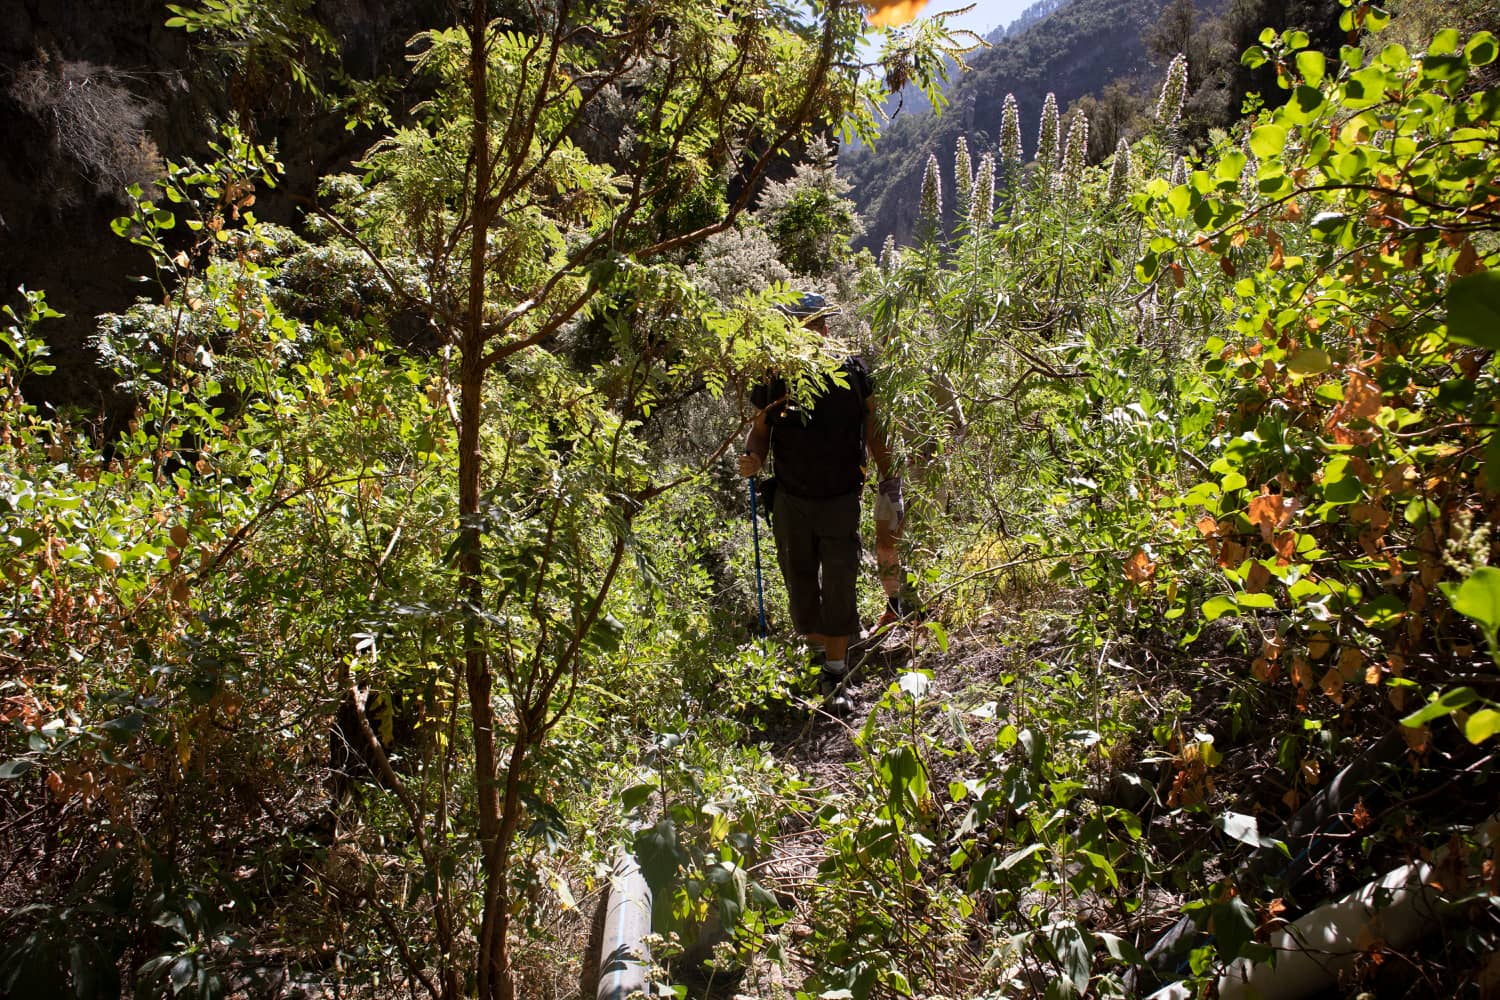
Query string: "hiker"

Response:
xmin=738 ymin=292 xmax=900 ymax=703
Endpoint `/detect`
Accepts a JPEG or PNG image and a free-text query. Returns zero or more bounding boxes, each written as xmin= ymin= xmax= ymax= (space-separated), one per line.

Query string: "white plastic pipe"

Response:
xmin=596 ymin=852 xmax=654 ymax=1000
xmin=1218 ymin=860 xmax=1444 ymax=999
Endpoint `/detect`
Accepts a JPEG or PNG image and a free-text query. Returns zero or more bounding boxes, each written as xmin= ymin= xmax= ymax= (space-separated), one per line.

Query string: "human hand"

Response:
xmin=875 ymin=475 xmax=904 ymax=531
xmin=739 ymin=452 xmax=763 ymax=478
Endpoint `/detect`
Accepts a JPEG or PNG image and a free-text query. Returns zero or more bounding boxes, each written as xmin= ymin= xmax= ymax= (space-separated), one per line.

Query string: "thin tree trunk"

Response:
xmin=459 ymin=2 xmax=507 ymax=998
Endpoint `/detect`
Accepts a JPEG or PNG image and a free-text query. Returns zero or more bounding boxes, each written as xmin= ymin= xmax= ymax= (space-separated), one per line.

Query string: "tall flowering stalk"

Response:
xmin=917 ymin=152 xmax=942 ymax=242
xmin=954 ymin=136 xmax=974 ymax=221
xmin=1156 ymin=53 xmax=1188 ymax=148
xmin=998 ymin=92 xmax=1023 ymax=200
xmin=1035 ymin=92 xmax=1060 ymax=197
xmin=879 ymin=234 xmax=899 ymax=276
xmin=1104 ymin=137 xmax=1131 ymax=207
xmin=1170 ymin=155 xmax=1188 ymax=187
xmin=1061 ymin=110 xmax=1089 ymax=198
xmin=971 ymin=151 xmax=995 ymax=228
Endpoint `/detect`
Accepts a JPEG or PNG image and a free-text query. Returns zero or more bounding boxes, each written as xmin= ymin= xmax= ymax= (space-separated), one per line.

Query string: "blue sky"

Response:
xmin=925 ymin=0 xmax=1038 ymax=40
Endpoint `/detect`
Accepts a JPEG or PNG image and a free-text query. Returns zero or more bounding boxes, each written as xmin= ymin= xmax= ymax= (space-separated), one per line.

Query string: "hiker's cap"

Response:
xmin=780 ymin=291 xmax=837 ymax=319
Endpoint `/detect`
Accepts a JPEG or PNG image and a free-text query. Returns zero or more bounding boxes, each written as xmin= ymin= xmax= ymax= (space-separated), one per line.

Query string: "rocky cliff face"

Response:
xmin=1 ymin=0 xmax=439 ymax=412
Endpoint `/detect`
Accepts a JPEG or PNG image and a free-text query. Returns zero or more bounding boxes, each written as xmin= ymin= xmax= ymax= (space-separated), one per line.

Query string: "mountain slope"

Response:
xmin=844 ymin=0 xmax=1173 ymax=247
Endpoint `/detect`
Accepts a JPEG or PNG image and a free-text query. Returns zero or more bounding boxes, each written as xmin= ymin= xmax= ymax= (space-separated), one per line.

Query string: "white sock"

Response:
xmin=824 ymin=658 xmax=846 ymax=676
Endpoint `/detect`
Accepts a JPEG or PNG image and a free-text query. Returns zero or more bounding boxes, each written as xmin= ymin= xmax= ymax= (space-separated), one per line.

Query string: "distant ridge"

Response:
xmin=844 ymin=0 xmax=1174 ymax=247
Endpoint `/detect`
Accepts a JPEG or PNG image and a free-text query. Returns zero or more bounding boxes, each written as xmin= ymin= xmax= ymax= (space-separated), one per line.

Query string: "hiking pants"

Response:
xmin=772 ymin=488 xmax=862 ymax=639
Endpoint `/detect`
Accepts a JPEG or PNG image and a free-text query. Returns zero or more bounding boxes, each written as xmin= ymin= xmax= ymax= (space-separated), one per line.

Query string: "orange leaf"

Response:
xmin=1345 ymin=371 xmax=1383 ymax=420
xmin=1196 ymin=514 xmax=1220 ymax=537
xmin=1272 ymin=531 xmax=1297 ymax=564
xmin=861 ymin=0 xmax=929 ymax=26
xmin=1217 ymin=539 xmax=1247 ymax=569
xmin=1338 ymin=645 xmax=1365 ymax=681
xmin=1268 ymin=242 xmax=1285 ymax=271
xmin=1308 ymin=634 xmax=1332 ymax=660
xmin=1124 ymin=549 xmax=1157 ymax=585
xmin=1301 ymin=758 xmax=1322 ymax=785
xmin=1245 ymin=562 xmax=1272 ymax=594
xmin=1400 ymin=723 xmax=1428 ymax=753
xmin=1320 ymin=666 xmax=1345 ymax=703
xmin=1220 ymin=256 xmax=1237 ymax=278
xmin=1454 ymin=240 xmax=1481 ymax=276
xmin=1292 ymin=655 xmax=1314 ymax=690
xmin=1170 ymin=262 xmax=1185 ymax=288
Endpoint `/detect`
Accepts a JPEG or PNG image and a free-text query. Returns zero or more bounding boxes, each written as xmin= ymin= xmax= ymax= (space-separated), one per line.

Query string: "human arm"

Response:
xmin=738 ymin=407 xmax=770 ymax=477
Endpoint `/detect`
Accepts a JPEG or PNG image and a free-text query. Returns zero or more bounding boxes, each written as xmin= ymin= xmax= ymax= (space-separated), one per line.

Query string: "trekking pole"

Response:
xmin=748 ymin=475 xmax=768 ymax=639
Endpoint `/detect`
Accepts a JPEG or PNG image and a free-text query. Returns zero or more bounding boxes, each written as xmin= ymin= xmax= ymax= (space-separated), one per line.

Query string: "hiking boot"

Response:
xmin=875 ymin=594 xmax=922 ymax=632
xmin=819 ymin=668 xmax=853 ymax=715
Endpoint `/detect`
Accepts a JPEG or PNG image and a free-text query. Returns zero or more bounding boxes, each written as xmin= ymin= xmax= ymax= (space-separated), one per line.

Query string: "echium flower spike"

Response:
xmin=917 ymin=152 xmax=943 ymax=242
xmin=1156 ymin=53 xmax=1188 ymax=129
xmin=954 ymin=136 xmax=974 ymax=221
xmin=1036 ymin=92 xmax=1060 ymax=175
xmin=971 ymin=152 xmax=995 ymax=228
xmin=1170 ymin=155 xmax=1188 ymax=187
xmin=880 ymin=234 xmax=899 ymax=276
xmin=1062 ymin=110 xmax=1089 ymax=196
xmin=1000 ymin=94 xmax=1023 ymax=167
xmin=1104 ymin=137 xmax=1131 ymax=207
xmin=1240 ymin=154 xmax=1258 ymax=204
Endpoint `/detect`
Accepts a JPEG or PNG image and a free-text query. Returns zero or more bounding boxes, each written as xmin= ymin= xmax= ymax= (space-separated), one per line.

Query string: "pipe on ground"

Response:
xmin=596 ymin=852 xmax=654 ymax=1000
xmin=1149 ymin=812 xmax=1496 ymax=1000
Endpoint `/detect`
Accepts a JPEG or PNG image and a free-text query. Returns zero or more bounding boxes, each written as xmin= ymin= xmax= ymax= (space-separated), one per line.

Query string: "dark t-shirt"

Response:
xmin=752 ymin=358 xmax=873 ymax=499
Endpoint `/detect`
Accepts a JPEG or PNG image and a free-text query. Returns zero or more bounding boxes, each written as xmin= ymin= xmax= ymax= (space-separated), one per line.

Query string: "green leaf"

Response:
xmin=620 ymin=783 xmax=656 ymax=812
xmin=1167 ymin=185 xmax=1193 ymax=218
xmin=0 ymin=759 xmax=33 ymax=780
xmin=1344 ymin=66 xmax=1391 ymax=109
xmin=1429 ymin=28 xmax=1461 ymax=55
xmin=1286 ymin=349 xmax=1330 ymax=375
xmin=1249 ymin=124 xmax=1288 ymax=159
xmin=1443 ymin=566 xmax=1500 ymax=632
xmin=1215 ymin=151 xmax=1247 ymax=182
xmin=1296 ymin=50 xmax=1326 ymax=87
xmin=1446 ymin=271 xmax=1500 ymax=349
xmin=1045 ymin=923 xmax=1091 ymax=993
xmin=1282 ymin=85 xmax=1327 ymax=124
xmin=1241 ymin=45 xmax=1269 ymax=69
xmin=924 ymin=619 xmax=949 ymax=652
xmin=1400 ymin=687 xmax=1478 ymax=727
xmin=1214 ymin=897 xmax=1258 ymax=959
xmin=1202 ymin=596 xmax=1237 ymax=621
xmin=1466 ymin=31 xmax=1498 ymax=66
xmin=1464 ymin=708 xmax=1500 ymax=744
